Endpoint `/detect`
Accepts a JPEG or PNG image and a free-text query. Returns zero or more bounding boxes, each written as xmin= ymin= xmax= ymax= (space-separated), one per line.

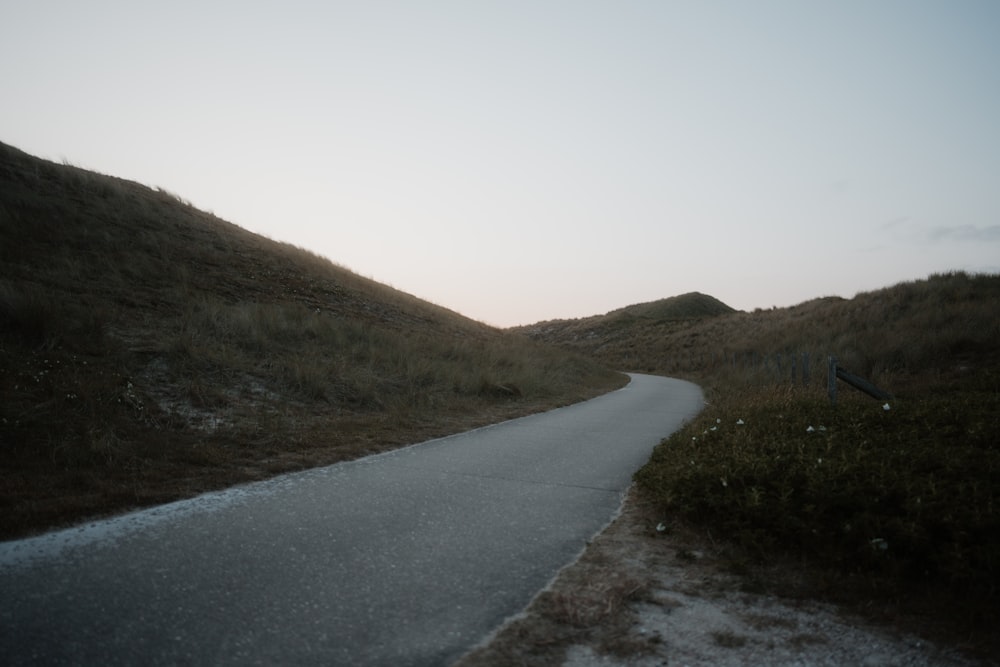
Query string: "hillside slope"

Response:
xmin=0 ymin=141 xmax=624 ymax=539
xmin=514 ymin=291 xmax=737 ymax=373
xmin=516 ymin=276 xmax=999 ymax=393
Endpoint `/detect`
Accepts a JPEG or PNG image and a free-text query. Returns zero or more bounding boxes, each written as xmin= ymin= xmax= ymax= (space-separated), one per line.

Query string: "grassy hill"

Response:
xmin=517 ymin=276 xmax=999 ymax=391
xmin=515 ymin=291 xmax=737 ymax=371
xmin=522 ymin=273 xmax=1000 ymax=655
xmin=0 ymin=141 xmax=625 ymax=539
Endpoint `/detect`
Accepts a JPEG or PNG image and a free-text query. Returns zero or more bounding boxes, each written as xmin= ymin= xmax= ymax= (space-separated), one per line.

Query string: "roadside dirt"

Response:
xmin=456 ymin=488 xmax=992 ymax=667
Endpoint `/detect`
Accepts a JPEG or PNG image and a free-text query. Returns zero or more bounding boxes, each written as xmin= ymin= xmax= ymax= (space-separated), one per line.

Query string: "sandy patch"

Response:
xmin=456 ymin=488 xmax=989 ymax=667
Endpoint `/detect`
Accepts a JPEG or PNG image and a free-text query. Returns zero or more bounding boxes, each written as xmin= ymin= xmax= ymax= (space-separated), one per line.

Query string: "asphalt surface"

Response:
xmin=0 ymin=373 xmax=703 ymax=666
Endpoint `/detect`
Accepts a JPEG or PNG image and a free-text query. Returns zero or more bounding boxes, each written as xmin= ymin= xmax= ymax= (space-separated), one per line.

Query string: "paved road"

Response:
xmin=0 ymin=373 xmax=703 ymax=666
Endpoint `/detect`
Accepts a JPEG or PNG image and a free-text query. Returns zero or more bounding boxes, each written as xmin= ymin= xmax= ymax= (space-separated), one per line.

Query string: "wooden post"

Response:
xmin=836 ymin=367 xmax=892 ymax=401
xmin=826 ymin=355 xmax=892 ymax=402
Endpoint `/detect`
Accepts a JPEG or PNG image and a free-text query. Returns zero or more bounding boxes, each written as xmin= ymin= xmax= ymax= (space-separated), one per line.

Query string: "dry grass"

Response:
xmin=0 ymin=141 xmax=625 ymax=539
xmin=456 ymin=532 xmax=660 ymax=666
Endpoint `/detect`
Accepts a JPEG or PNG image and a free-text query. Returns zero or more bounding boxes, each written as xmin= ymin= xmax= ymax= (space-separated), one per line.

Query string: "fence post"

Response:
xmin=836 ymin=366 xmax=892 ymax=401
xmin=828 ymin=356 xmax=838 ymax=406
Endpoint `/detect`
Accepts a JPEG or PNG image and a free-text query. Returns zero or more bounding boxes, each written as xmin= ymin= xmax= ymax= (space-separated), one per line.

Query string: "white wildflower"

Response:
xmin=736 ymin=419 xmax=745 ymax=425
xmin=870 ymin=538 xmax=889 ymax=551
xmin=883 ymin=403 xmax=891 ymax=411
xmin=806 ymin=426 xmax=815 ymax=433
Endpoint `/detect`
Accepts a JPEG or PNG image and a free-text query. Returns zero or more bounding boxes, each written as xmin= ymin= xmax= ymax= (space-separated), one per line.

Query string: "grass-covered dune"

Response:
xmin=524 ymin=272 xmax=1000 ymax=654
xmin=0 ymin=141 xmax=624 ymax=539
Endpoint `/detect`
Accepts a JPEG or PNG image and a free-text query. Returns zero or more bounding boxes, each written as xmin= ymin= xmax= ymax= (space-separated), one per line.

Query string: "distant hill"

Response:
xmin=607 ymin=292 xmax=737 ymax=320
xmin=0 ymin=141 xmax=623 ymax=538
xmin=512 ymin=291 xmax=737 ymax=361
xmin=515 ymin=274 xmax=1000 ymax=391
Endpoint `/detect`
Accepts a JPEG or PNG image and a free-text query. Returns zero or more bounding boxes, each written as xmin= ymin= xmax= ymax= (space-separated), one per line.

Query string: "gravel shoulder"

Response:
xmin=456 ymin=487 xmax=993 ymax=667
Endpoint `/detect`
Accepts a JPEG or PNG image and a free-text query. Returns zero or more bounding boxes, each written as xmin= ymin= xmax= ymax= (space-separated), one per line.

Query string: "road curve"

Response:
xmin=0 ymin=373 xmax=703 ymax=666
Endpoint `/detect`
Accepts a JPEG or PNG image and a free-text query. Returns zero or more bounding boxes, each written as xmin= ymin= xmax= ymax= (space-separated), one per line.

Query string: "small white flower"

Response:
xmin=716 ymin=418 xmax=721 ymax=424
xmin=656 ymin=522 xmax=667 ymax=533
xmin=736 ymin=419 xmax=745 ymax=425
xmin=709 ymin=426 xmax=717 ymax=431
xmin=870 ymin=538 xmax=889 ymax=551
xmin=720 ymin=478 xmax=728 ymax=487
xmin=806 ymin=426 xmax=815 ymax=432
xmin=818 ymin=425 xmax=827 ymax=431
xmin=883 ymin=403 xmax=891 ymax=411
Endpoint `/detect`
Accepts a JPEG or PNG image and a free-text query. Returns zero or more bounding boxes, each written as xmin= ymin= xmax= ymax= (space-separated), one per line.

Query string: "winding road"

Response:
xmin=0 ymin=373 xmax=703 ymax=666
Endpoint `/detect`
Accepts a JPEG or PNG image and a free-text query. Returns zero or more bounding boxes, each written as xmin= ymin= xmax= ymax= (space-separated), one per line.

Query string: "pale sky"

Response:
xmin=3 ymin=1 xmax=998 ymax=327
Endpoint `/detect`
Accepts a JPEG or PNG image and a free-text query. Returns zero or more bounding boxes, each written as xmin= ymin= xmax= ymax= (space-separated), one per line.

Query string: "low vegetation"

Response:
xmin=525 ymin=271 xmax=1000 ymax=654
xmin=0 ymin=141 xmax=624 ymax=539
